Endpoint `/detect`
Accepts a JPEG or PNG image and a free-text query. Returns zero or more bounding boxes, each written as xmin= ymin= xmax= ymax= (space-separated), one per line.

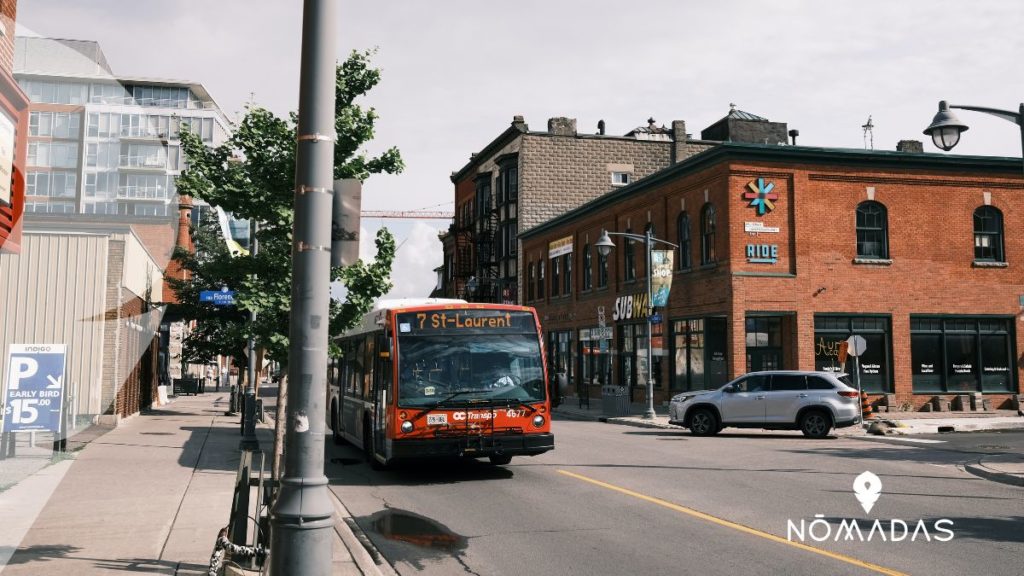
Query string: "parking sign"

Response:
xmin=3 ymin=344 xmax=67 ymax=433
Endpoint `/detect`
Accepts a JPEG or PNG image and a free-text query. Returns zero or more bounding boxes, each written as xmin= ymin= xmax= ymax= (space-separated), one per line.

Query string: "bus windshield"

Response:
xmin=396 ymin=334 xmax=546 ymax=408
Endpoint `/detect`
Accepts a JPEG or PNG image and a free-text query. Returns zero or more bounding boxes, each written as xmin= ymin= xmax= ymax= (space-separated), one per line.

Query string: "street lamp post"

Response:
xmin=595 ymin=228 xmax=677 ymax=420
xmin=923 ymin=100 xmax=1024 ymax=177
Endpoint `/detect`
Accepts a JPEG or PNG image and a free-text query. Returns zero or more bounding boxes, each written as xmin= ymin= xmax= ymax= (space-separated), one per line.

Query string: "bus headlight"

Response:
xmin=401 ymin=420 xmax=414 ymax=434
xmin=532 ymin=415 xmax=545 ymax=428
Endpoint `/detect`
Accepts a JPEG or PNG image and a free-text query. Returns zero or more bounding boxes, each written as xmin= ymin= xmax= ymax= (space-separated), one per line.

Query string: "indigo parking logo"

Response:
xmin=786 ymin=471 xmax=955 ymax=543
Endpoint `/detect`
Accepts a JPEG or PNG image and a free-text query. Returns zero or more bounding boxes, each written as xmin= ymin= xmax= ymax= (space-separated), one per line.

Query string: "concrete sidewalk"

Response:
xmin=0 ymin=392 xmax=381 ymax=575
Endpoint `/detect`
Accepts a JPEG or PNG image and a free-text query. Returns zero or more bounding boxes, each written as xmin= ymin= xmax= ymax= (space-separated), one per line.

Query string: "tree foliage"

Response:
xmin=167 ymin=49 xmax=403 ymax=369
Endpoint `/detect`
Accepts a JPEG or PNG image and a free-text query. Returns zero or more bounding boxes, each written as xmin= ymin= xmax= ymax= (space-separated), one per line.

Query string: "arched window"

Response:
xmin=551 ymin=256 xmax=560 ymax=297
xmin=974 ymin=206 xmax=1004 ymax=262
xmin=676 ymin=211 xmax=691 ymax=270
xmin=856 ymin=201 xmax=888 ymax=259
xmin=700 ymin=204 xmax=716 ymax=265
xmin=582 ymin=244 xmax=592 ymax=290
xmin=527 ymin=262 xmax=535 ymax=301
xmin=624 ymin=227 xmax=636 ymax=281
xmin=537 ymin=260 xmax=545 ymax=299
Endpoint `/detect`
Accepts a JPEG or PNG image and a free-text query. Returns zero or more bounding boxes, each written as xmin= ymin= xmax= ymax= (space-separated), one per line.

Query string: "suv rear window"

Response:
xmin=770 ymin=375 xmax=807 ymax=391
xmin=807 ymin=376 xmax=835 ymax=390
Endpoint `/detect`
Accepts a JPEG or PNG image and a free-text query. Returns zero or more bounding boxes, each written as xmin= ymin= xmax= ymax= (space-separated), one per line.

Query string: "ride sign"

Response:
xmin=2 ymin=344 xmax=66 ymax=433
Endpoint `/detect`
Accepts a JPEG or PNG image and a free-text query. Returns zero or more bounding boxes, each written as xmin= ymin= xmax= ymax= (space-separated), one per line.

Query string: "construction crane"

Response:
xmin=361 ymin=210 xmax=453 ymax=220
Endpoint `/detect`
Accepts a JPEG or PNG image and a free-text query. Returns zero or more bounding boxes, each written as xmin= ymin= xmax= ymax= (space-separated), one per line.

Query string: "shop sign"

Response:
xmin=591 ymin=327 xmax=613 ymax=341
xmin=744 ymin=222 xmax=780 ymax=233
xmin=549 ymin=236 xmax=573 ymax=259
xmin=743 ymin=177 xmax=778 ymax=215
xmin=746 ymin=244 xmax=778 ymax=264
xmin=612 ymin=292 xmax=650 ymax=321
xmin=651 ymin=250 xmax=674 ymax=306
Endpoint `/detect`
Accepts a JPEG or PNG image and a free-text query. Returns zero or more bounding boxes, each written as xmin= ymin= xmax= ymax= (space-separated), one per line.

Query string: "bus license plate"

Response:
xmin=427 ymin=414 xmax=448 ymax=426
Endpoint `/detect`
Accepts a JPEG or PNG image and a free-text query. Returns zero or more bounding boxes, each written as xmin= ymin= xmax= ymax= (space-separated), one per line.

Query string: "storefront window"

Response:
xmin=746 ymin=317 xmax=783 ymax=373
xmin=813 ymin=315 xmax=891 ymax=393
xmin=911 ymin=317 xmax=1014 ymax=393
xmin=672 ymin=318 xmax=728 ymax=391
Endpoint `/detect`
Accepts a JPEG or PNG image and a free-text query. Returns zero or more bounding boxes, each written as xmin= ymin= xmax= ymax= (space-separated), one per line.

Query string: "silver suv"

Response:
xmin=668 ymin=371 xmax=861 ymax=438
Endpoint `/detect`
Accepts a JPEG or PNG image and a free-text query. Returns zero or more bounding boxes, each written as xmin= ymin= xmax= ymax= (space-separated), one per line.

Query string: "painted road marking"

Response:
xmin=869 ymin=437 xmax=946 ymax=444
xmin=557 ymin=469 xmax=907 ymax=576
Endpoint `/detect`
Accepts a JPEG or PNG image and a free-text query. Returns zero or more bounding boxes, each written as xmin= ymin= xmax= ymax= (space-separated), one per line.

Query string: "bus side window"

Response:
xmin=363 ymin=334 xmax=375 ymax=399
xmin=353 ymin=338 xmax=366 ymax=399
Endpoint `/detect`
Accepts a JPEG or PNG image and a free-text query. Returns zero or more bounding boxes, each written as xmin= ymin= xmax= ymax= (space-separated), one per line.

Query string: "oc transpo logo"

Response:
xmin=786 ymin=471 xmax=955 ymax=543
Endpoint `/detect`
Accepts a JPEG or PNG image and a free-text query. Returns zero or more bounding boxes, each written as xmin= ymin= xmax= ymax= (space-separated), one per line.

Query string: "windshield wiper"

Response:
xmin=412 ymin=389 xmax=484 ymax=421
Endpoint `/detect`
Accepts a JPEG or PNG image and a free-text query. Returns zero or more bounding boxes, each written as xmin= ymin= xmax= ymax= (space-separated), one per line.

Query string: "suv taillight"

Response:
xmin=837 ymin=390 xmax=859 ymax=398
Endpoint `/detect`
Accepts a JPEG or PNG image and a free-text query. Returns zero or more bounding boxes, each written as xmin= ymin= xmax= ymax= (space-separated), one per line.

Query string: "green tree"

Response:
xmin=167 ymin=49 xmax=403 ymax=372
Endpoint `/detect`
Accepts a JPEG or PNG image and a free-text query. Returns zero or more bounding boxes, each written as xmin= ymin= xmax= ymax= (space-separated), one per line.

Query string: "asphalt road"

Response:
xmin=325 ymin=421 xmax=1024 ymax=576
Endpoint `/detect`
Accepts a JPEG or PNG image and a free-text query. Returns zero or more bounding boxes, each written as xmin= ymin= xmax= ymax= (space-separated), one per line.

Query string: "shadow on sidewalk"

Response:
xmin=7 ymin=543 xmax=208 ymax=573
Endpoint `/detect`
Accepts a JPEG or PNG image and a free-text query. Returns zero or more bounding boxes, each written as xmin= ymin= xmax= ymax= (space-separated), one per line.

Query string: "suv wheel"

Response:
xmin=689 ymin=408 xmax=719 ymax=437
xmin=800 ymin=410 xmax=832 ymax=439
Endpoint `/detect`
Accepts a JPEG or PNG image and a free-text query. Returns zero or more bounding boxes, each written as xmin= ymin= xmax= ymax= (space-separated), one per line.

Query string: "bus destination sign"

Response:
xmin=398 ymin=310 xmax=535 ymax=335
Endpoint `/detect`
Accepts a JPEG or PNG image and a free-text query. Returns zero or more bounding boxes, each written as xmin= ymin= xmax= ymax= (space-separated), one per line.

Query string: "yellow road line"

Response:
xmin=557 ymin=469 xmax=907 ymax=576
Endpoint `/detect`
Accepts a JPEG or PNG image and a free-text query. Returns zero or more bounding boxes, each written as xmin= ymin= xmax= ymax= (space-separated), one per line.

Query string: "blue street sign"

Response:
xmin=650 ymin=313 xmax=662 ymax=324
xmin=3 ymin=344 xmax=66 ymax=433
xmin=200 ymin=288 xmax=236 ymax=306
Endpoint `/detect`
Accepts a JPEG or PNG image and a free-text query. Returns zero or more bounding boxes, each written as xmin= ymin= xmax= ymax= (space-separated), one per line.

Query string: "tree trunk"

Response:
xmin=271 ymin=373 xmax=288 ymax=482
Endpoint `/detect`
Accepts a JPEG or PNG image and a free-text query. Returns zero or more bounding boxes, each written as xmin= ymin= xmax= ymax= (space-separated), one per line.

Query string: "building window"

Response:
xmin=856 ymin=201 xmax=888 ymax=259
xmin=745 ymin=317 xmax=783 ymax=372
xmin=582 ymin=244 xmax=592 ymax=291
xmin=973 ymin=206 xmax=1004 ymax=262
xmin=624 ymin=228 xmax=636 ymax=281
xmin=562 ymin=253 xmax=572 ymax=295
xmin=527 ymin=263 xmax=535 ymax=301
xmin=676 ymin=211 xmax=691 ymax=270
xmin=814 ymin=315 xmax=892 ymax=393
xmin=551 ymin=255 xmax=561 ymax=297
xmin=537 ymin=260 xmax=545 ymax=299
xmin=611 ymin=172 xmax=631 ymax=186
xmin=671 ymin=318 xmax=728 ymax=392
xmin=700 ymin=203 xmax=716 ymax=265
xmin=911 ymin=317 xmax=1013 ymax=393
xmin=597 ymin=250 xmax=608 ymax=288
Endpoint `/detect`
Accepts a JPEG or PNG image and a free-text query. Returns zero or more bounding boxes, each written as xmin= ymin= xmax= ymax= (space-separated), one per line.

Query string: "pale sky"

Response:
xmin=17 ymin=0 xmax=1024 ymax=299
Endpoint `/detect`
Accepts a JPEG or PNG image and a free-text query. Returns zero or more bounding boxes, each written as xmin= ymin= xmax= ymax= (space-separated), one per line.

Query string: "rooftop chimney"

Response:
xmin=672 ymin=120 xmax=688 ymax=163
xmin=597 ymin=119 xmax=606 ymax=135
xmin=547 ymin=117 xmax=577 ymax=136
xmin=896 ymin=140 xmax=924 ymax=153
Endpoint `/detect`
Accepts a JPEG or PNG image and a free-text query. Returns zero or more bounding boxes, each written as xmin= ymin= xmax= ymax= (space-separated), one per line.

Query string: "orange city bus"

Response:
xmin=327 ymin=298 xmax=555 ymax=467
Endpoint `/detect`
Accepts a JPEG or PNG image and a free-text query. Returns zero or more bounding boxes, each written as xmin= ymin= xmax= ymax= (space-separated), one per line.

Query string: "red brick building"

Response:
xmin=0 ymin=0 xmax=29 ymax=254
xmin=520 ymin=142 xmax=1024 ymax=411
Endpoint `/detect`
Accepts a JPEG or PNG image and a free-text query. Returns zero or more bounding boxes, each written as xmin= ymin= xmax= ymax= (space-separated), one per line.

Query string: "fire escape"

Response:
xmin=473 ymin=202 xmax=500 ymax=302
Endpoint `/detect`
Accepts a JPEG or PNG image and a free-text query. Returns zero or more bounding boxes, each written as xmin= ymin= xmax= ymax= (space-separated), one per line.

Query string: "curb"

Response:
xmin=963 ymin=460 xmax=1024 ymax=488
xmin=329 ymin=489 xmax=395 ymax=576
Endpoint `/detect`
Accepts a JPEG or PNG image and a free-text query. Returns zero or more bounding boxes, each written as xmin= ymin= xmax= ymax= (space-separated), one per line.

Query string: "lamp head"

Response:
xmin=595 ymin=230 xmax=615 ymax=257
xmin=923 ymin=100 xmax=968 ymax=151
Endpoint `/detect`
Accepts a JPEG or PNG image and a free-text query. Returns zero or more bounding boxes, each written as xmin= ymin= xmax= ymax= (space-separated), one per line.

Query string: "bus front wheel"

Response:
xmin=363 ymin=421 xmax=384 ymax=470
xmin=489 ymin=454 xmax=513 ymax=466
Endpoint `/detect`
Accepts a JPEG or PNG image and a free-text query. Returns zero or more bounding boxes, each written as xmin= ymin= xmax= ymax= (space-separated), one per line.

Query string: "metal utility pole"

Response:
xmin=240 ymin=220 xmax=260 ymax=451
xmin=269 ymin=0 xmax=337 ymax=573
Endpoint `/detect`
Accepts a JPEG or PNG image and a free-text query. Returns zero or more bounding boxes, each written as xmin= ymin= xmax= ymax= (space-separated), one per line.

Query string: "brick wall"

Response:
xmin=522 ymin=149 xmax=1023 ymax=409
xmin=519 ymin=134 xmax=674 ymax=231
xmin=0 ymin=1 xmax=16 ymax=73
xmin=102 ymin=240 xmax=125 ymax=414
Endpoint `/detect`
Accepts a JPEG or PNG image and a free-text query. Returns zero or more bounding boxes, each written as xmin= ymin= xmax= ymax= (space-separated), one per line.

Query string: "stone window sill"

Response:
xmin=972 ymin=260 xmax=1008 ymax=268
xmin=853 ymin=258 xmax=893 ymax=266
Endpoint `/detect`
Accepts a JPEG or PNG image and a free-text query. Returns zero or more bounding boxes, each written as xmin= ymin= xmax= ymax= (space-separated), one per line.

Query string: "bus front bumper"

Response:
xmin=390 ymin=433 xmax=554 ymax=459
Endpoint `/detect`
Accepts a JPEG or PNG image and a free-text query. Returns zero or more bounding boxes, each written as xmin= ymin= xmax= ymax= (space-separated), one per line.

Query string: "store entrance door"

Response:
xmin=747 ymin=349 xmax=782 ymax=372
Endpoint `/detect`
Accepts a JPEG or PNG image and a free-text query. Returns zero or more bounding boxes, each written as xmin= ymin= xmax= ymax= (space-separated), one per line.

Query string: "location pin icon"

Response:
xmin=853 ymin=471 xmax=882 ymax=514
